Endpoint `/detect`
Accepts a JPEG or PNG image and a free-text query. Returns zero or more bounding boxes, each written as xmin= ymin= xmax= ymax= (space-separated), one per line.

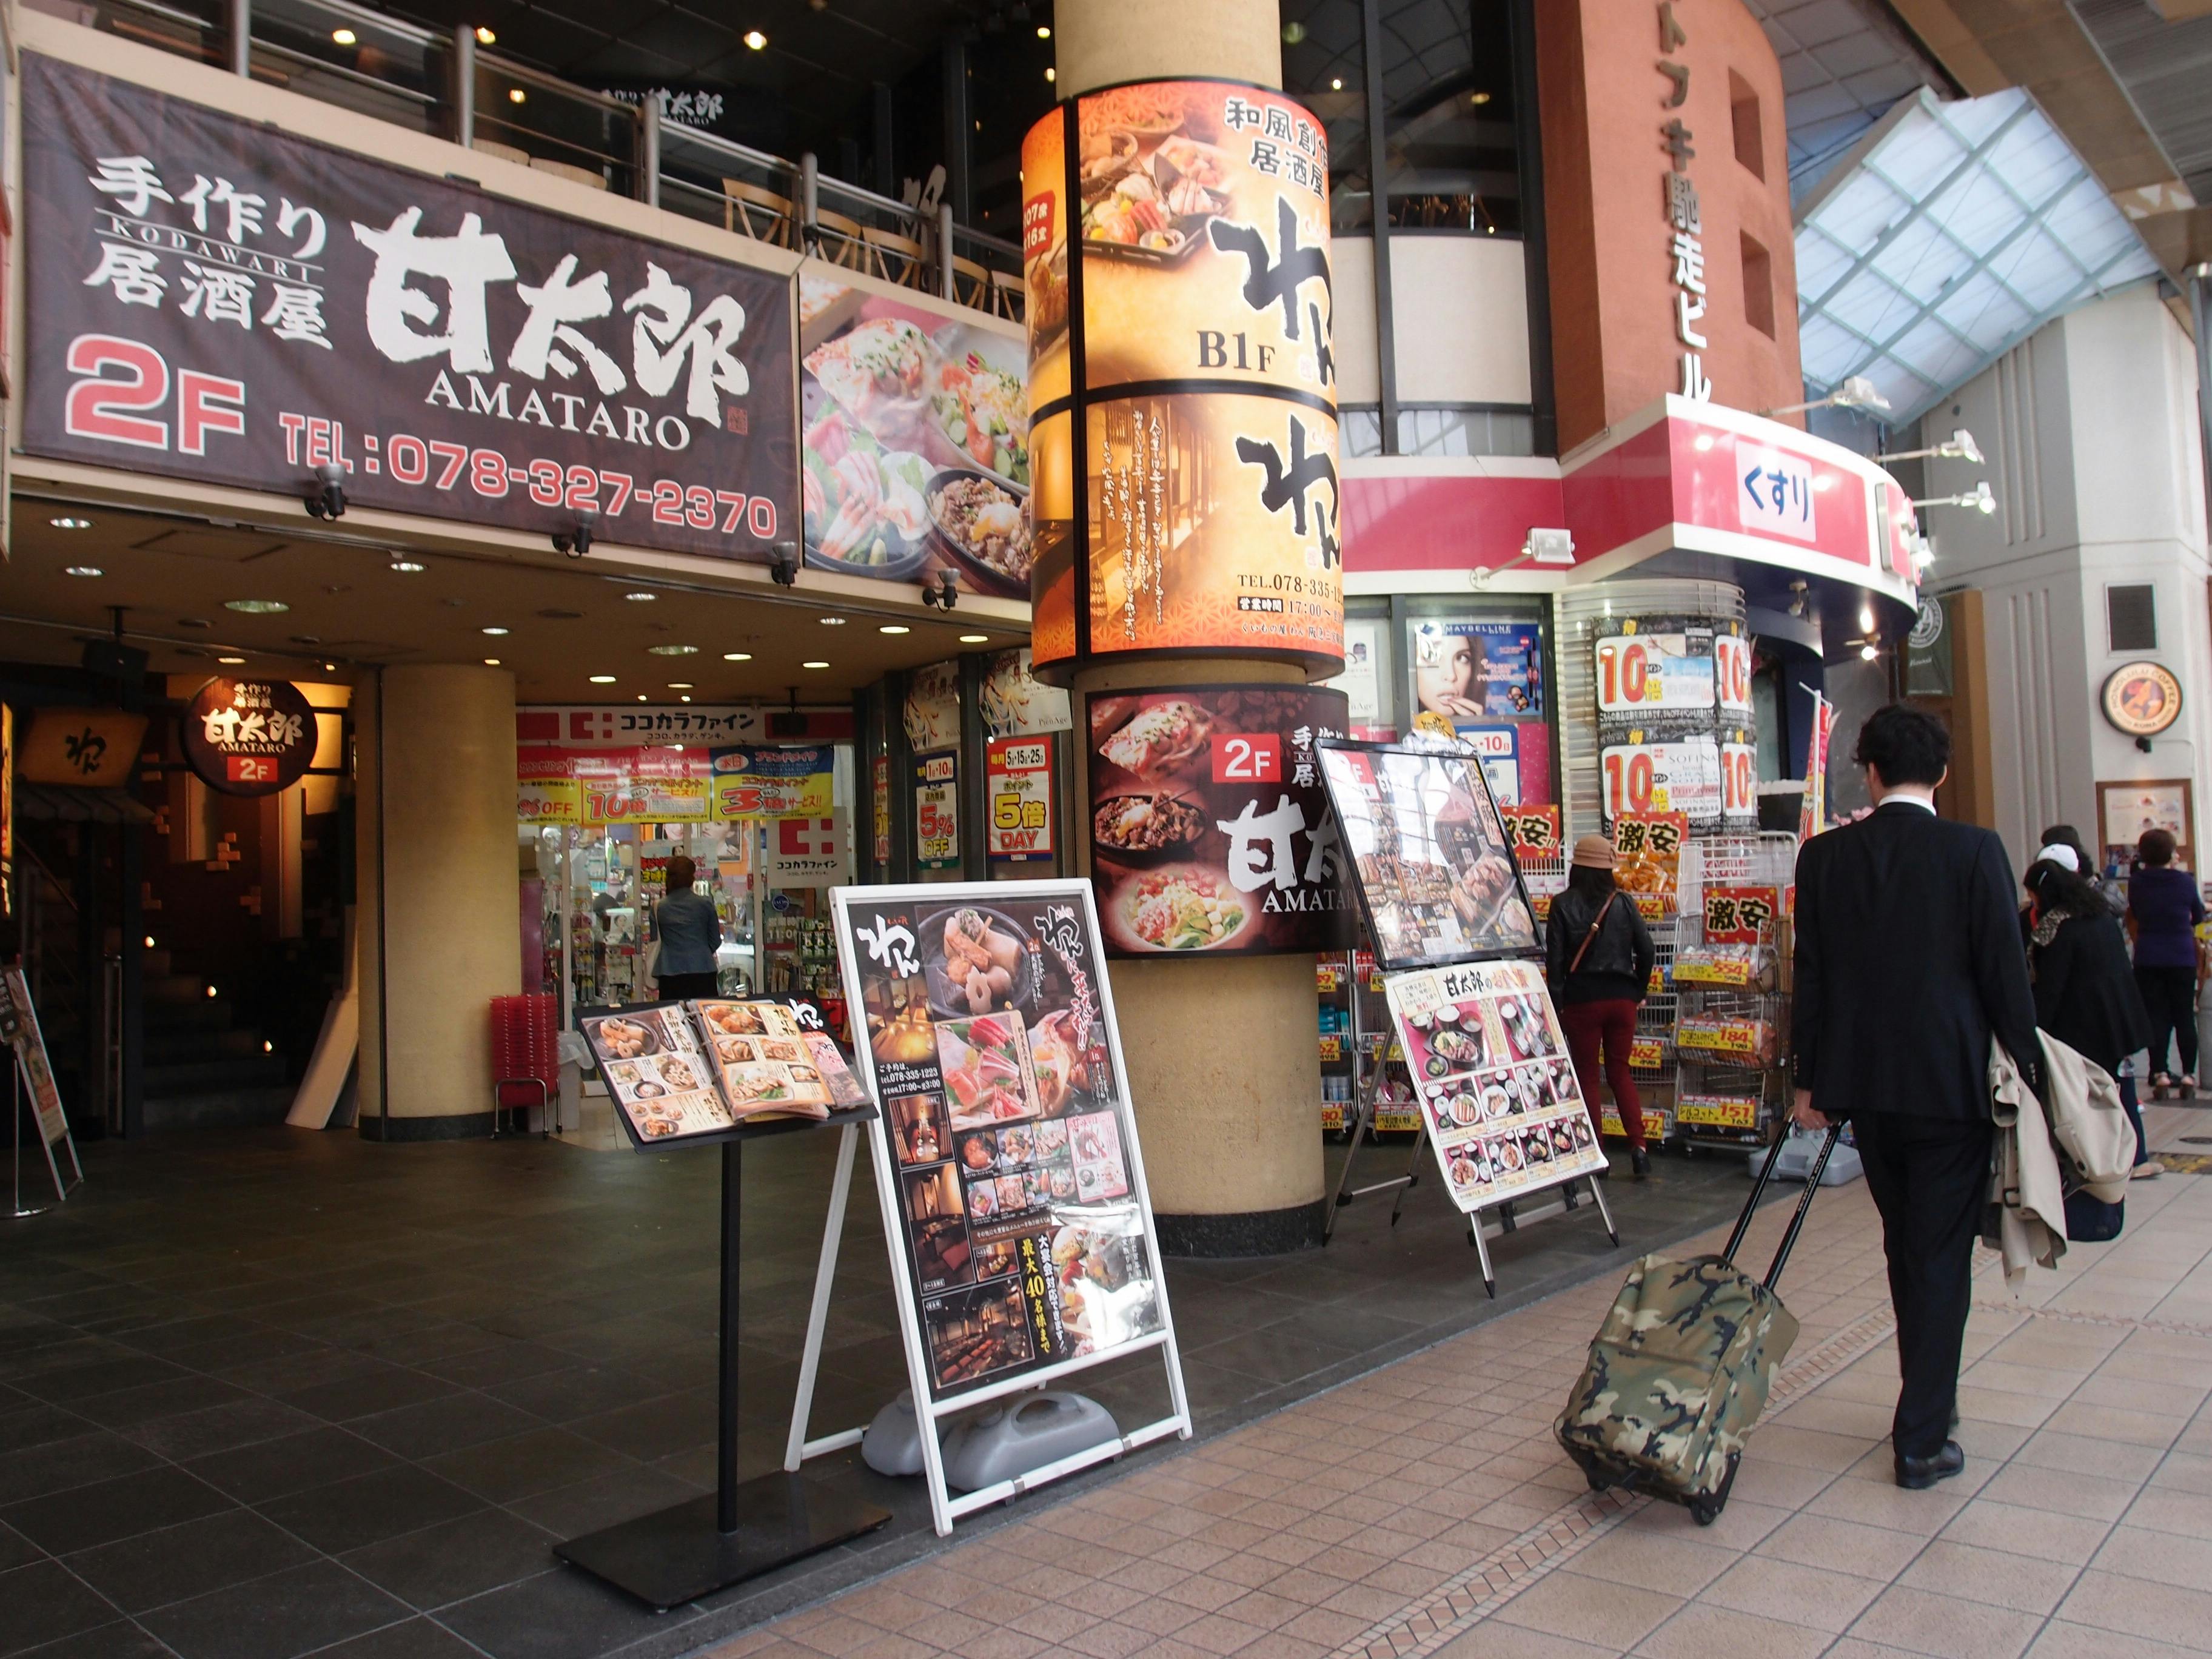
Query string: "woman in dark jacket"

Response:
xmin=2127 ymin=827 xmax=2204 ymax=1099
xmin=2026 ymin=847 xmax=2159 ymax=1178
xmin=1545 ymin=834 xmax=1658 ymax=1177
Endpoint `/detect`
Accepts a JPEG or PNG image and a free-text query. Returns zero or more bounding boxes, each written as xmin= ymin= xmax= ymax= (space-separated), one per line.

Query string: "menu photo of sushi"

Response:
xmin=580 ymin=1007 xmax=734 ymax=1145
xmin=936 ymin=1012 xmax=1042 ymax=1130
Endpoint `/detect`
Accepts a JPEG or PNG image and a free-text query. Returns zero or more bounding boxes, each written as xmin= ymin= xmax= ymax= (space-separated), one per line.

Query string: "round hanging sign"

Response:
xmin=2099 ymin=661 xmax=2182 ymax=739
xmin=182 ymin=677 xmax=319 ymax=796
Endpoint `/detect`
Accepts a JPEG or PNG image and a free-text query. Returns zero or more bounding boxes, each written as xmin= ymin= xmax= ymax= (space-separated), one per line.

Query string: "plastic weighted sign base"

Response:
xmin=554 ymin=1473 xmax=890 ymax=1611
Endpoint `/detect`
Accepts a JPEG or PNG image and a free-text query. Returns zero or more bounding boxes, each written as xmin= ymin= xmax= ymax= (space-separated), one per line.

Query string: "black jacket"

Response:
xmin=1792 ymin=801 xmax=2040 ymax=1119
xmin=1546 ymin=885 xmax=1657 ymax=1005
xmin=2030 ymin=910 xmax=2154 ymax=1076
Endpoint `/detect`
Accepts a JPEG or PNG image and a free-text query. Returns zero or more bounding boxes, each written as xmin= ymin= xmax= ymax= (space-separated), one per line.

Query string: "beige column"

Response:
xmin=357 ymin=665 xmax=520 ymax=1138
xmin=1060 ymin=1 xmax=1320 ymax=1252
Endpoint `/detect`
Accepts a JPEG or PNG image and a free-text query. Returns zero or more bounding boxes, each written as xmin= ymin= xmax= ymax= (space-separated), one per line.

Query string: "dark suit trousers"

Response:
xmin=1850 ymin=1111 xmax=1993 ymax=1460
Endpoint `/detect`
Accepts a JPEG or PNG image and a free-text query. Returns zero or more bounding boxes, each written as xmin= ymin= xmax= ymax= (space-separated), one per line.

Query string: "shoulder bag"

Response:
xmin=1569 ymin=893 xmax=1619 ymax=974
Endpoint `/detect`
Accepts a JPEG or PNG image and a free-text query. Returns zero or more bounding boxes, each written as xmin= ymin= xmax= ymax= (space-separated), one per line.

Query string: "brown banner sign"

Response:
xmin=21 ymin=54 xmax=796 ymax=561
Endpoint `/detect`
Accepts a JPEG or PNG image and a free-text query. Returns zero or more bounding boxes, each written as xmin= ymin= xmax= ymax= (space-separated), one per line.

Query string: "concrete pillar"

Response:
xmin=357 ymin=665 xmax=520 ymax=1138
xmin=1057 ymin=0 xmax=1319 ymax=1253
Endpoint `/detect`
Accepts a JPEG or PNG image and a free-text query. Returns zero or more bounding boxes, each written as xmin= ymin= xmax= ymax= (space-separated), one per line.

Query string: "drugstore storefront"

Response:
xmin=1318 ymin=394 xmax=1922 ymax=1145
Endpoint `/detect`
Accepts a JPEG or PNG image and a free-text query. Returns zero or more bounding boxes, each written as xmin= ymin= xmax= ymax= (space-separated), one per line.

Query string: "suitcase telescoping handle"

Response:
xmin=1720 ymin=1123 xmax=1843 ymax=1292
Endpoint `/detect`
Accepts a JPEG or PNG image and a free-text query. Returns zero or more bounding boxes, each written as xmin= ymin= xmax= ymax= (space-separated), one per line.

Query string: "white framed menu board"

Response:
xmin=831 ymin=879 xmax=1190 ymax=1535
xmin=1384 ymin=958 xmax=1609 ymax=1213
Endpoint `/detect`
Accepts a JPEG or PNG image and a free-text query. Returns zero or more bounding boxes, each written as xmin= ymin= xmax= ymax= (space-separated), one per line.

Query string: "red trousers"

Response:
xmin=1558 ymin=997 xmax=1646 ymax=1149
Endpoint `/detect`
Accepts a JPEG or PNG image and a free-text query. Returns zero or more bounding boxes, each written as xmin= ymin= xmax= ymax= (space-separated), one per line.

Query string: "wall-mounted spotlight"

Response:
xmin=1762 ymin=375 xmax=1891 ymax=418
xmin=1879 ymin=428 xmax=1982 ymax=466
xmin=304 ymin=461 xmax=346 ymax=520
xmin=920 ymin=571 xmax=960 ymax=609
xmin=552 ymin=506 xmax=597 ymax=557
xmin=769 ymin=541 xmax=800 ymax=586
xmin=1912 ymin=480 xmax=1997 ymax=517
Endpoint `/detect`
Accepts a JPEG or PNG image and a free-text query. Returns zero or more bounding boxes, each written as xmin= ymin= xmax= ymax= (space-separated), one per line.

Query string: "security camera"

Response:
xmin=552 ymin=507 xmax=598 ymax=558
xmin=769 ymin=541 xmax=800 ymax=587
xmin=920 ymin=571 xmax=959 ymax=609
xmin=304 ymin=462 xmax=346 ymax=520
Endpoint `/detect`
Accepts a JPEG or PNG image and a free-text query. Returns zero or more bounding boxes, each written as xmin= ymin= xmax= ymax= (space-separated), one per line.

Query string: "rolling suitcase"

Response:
xmin=1554 ymin=1124 xmax=1841 ymax=1525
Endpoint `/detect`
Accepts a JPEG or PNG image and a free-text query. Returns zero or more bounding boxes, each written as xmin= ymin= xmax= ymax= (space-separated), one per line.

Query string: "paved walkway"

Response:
xmin=706 ymin=1107 xmax=2212 ymax=1659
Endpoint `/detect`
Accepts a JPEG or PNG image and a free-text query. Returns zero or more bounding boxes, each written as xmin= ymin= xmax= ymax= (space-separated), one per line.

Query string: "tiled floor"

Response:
xmin=1 ymin=1114 xmax=1762 ymax=1659
xmin=699 ymin=1104 xmax=2212 ymax=1659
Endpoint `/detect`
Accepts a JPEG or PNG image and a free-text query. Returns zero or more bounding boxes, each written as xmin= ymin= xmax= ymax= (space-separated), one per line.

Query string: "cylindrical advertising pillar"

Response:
xmin=358 ymin=665 xmax=521 ymax=1136
xmin=1028 ymin=3 xmax=1341 ymax=1253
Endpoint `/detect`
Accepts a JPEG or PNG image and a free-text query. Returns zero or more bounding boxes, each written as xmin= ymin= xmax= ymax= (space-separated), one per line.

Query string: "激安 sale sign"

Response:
xmin=986 ymin=737 xmax=1054 ymax=862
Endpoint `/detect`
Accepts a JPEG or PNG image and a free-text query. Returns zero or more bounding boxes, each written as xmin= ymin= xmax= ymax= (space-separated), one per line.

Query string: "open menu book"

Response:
xmin=577 ymin=999 xmax=870 ymax=1148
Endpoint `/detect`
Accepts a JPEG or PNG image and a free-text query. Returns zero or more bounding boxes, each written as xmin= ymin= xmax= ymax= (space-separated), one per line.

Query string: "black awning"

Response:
xmin=12 ymin=780 xmax=155 ymax=824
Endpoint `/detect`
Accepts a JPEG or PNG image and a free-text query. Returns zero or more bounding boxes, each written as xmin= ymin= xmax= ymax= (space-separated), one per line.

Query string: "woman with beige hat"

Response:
xmin=1544 ymin=834 xmax=1658 ymax=1177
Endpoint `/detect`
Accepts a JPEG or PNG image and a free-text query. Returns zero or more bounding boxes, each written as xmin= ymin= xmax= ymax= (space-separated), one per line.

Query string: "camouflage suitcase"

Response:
xmin=1554 ymin=1125 xmax=1840 ymax=1524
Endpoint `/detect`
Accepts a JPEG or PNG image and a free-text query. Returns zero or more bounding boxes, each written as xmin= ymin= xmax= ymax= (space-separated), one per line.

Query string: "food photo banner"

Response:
xmin=1087 ymin=685 xmax=1352 ymax=956
xmin=1313 ymin=739 xmax=1540 ymax=972
xmin=1384 ymin=958 xmax=1609 ymax=1213
xmin=1023 ymin=79 xmax=1342 ymax=679
xmin=832 ymin=882 xmax=1179 ymax=1406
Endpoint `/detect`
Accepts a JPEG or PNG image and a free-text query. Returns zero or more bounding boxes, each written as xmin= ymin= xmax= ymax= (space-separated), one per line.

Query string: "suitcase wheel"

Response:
xmin=1688 ymin=1452 xmax=1741 ymax=1526
xmin=1585 ymin=1467 xmax=1611 ymax=1493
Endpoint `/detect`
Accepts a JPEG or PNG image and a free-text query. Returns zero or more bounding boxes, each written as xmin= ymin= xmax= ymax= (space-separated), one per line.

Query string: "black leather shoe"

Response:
xmin=1895 ymin=1441 xmax=1965 ymax=1490
xmin=1631 ymin=1148 xmax=1652 ymax=1178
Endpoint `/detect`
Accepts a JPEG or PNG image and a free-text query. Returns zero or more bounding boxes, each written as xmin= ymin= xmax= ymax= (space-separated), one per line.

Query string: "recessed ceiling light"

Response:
xmin=484 ymin=657 xmax=501 ymax=666
xmin=637 ymin=693 xmax=649 ymax=702
xmin=819 ymin=615 xmax=848 ymax=626
xmin=508 ymin=87 xmax=526 ymax=104
xmin=332 ymin=27 xmax=357 ymax=44
xmin=1469 ymin=90 xmax=1492 ymax=105
xmin=802 ymin=660 xmax=830 ymax=669
xmin=1045 ymin=67 xmax=1056 ymax=82
xmin=323 ymin=662 xmax=337 ymax=672
xmin=49 ymin=516 xmax=92 ymax=530
xmin=1037 ymin=24 xmax=1051 ymax=37
xmin=743 ymin=28 xmax=767 ymax=49
xmin=389 ymin=558 xmax=426 ymax=573
xmin=680 ymin=694 xmax=692 ymax=703
xmin=475 ymin=24 xmax=495 ymax=42
xmin=648 ymin=643 xmax=699 ymax=655
xmin=64 ymin=565 xmax=103 ymax=578
xmin=879 ymin=624 xmax=911 ymax=635
xmin=723 ymin=651 xmax=753 ymax=662
xmin=667 ymin=682 xmax=694 ymax=689
xmin=1331 ymin=77 xmax=1342 ymax=90
xmin=624 ymin=591 xmax=657 ymax=602
xmin=959 ymin=633 xmax=990 ymax=644
xmin=225 ymin=598 xmax=289 ymax=614
xmin=482 ymin=626 xmax=510 ymax=636
xmin=589 ymin=674 xmax=617 ymax=683
xmin=218 ymin=655 xmax=247 ymax=665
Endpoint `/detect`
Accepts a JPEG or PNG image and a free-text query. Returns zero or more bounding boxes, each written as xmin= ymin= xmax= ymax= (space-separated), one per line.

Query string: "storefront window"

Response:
xmin=1281 ymin=0 xmax=1373 ymax=233
xmin=1379 ymin=0 xmax=1522 ymax=235
xmin=1403 ymin=604 xmax=1553 ymax=806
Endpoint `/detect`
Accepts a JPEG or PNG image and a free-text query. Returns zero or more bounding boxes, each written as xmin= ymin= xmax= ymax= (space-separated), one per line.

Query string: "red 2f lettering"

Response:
xmin=65 ymin=335 xmax=246 ymax=457
xmin=1210 ymin=732 xmax=1282 ymax=784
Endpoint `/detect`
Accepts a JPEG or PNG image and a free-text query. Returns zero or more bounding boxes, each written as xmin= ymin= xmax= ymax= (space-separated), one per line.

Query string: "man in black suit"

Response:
xmin=1791 ymin=705 xmax=2039 ymax=1489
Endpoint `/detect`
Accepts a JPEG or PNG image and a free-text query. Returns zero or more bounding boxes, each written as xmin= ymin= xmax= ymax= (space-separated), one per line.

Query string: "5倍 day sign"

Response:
xmin=21 ymin=55 xmax=795 ymax=561
xmin=986 ymin=736 xmax=1054 ymax=862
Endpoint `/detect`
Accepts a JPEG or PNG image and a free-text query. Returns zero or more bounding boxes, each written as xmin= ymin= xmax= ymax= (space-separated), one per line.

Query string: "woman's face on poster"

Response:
xmin=1417 ymin=633 xmax=1486 ymax=717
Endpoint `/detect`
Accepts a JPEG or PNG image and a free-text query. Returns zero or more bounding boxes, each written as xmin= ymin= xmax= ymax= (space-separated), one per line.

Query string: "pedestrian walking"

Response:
xmin=1789 ymin=705 xmax=2040 ymax=1490
xmin=649 ymin=854 xmax=724 ymax=1002
xmin=2127 ymin=828 xmax=2204 ymax=1101
xmin=1546 ymin=834 xmax=1658 ymax=1179
xmin=2024 ymin=844 xmax=2159 ymax=1178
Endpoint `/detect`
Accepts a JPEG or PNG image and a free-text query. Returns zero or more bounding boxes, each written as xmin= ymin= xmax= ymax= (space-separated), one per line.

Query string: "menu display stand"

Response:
xmin=1316 ymin=740 xmax=1620 ymax=1296
xmin=826 ymin=880 xmax=1192 ymax=1538
xmin=551 ymin=1000 xmax=890 ymax=1611
xmin=2 ymin=969 xmax=82 ymax=1210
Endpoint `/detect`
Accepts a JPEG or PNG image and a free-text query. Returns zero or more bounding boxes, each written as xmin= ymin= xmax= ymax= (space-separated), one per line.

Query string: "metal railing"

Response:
xmin=30 ymin=0 xmax=1024 ymax=312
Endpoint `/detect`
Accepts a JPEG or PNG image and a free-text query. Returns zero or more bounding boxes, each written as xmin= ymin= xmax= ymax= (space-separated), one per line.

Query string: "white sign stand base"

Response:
xmin=780 ymin=1120 xmax=1193 ymax=1538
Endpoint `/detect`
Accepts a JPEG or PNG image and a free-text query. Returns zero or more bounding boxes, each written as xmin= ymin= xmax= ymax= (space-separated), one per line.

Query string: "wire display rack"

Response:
xmin=1671 ymin=835 xmax=1798 ymax=1151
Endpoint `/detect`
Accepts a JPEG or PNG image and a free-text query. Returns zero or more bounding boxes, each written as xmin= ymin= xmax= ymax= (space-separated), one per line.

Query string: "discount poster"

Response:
xmin=1024 ymin=80 xmax=1341 ymax=680
xmin=833 ymin=882 xmax=1171 ymax=1400
xmin=1383 ymin=958 xmax=1608 ymax=1213
xmin=1592 ymin=615 xmax=1757 ymax=832
xmin=1086 ymin=685 xmax=1353 ymax=956
xmin=986 ymin=737 xmax=1055 ymax=862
